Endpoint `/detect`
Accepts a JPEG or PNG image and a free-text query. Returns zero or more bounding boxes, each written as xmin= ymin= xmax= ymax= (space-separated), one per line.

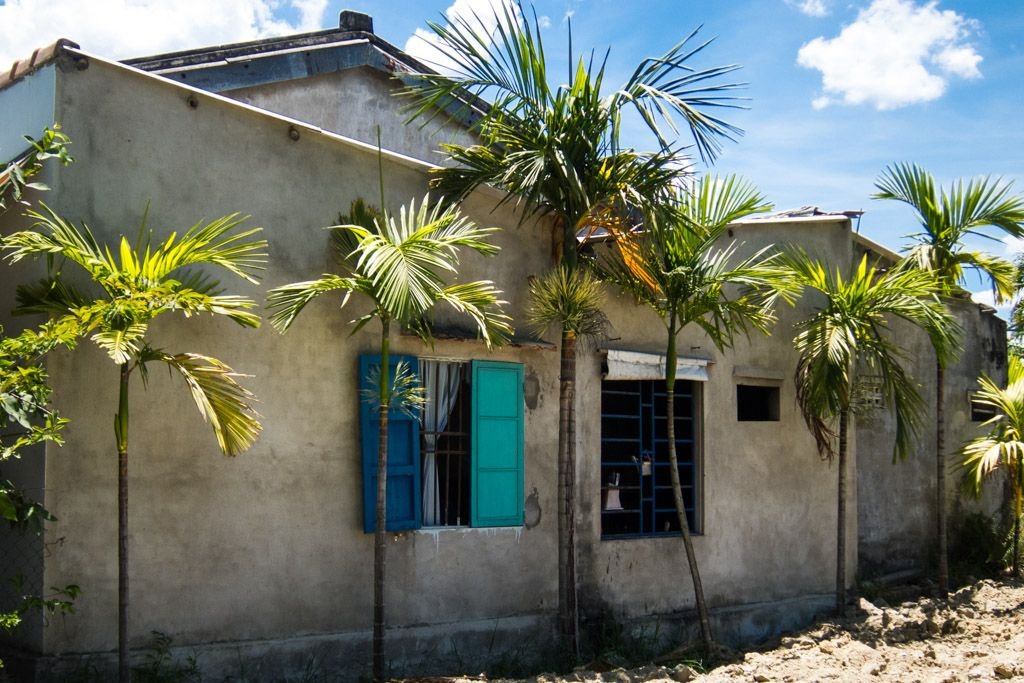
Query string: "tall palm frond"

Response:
xmin=963 ymin=357 xmax=1024 ymax=482
xmin=527 ymin=266 xmax=608 ymax=341
xmin=2 ymin=207 xmax=266 ymax=393
xmin=595 ymin=174 xmax=788 ymax=347
xmin=403 ymin=2 xmax=745 ymax=267
xmin=268 ymin=195 xmax=511 ymax=347
xmin=874 ymin=163 xmax=1024 ymax=304
xmin=405 ymin=4 xmax=743 ymax=163
xmin=962 ymin=357 xmax=1024 ymax=575
xmin=873 ymin=162 xmax=1024 ymax=594
xmin=784 ymin=251 xmax=957 ymax=461
xmin=136 ymin=348 xmax=262 ymax=457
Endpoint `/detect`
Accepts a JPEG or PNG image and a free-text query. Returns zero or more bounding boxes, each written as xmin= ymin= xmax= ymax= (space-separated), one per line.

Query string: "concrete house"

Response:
xmin=0 ymin=12 xmax=1007 ymax=680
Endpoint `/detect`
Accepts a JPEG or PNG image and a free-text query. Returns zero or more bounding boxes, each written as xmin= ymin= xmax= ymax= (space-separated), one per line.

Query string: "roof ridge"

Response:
xmin=1 ymin=38 xmax=79 ymax=93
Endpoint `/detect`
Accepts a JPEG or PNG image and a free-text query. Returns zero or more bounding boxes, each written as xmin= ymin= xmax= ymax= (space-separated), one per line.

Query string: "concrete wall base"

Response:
xmin=586 ymin=593 xmax=835 ymax=654
xmin=8 ymin=613 xmax=557 ymax=682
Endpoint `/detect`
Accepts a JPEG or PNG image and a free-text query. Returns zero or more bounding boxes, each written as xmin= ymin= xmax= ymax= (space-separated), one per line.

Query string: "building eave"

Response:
xmin=0 ymin=38 xmax=79 ymax=94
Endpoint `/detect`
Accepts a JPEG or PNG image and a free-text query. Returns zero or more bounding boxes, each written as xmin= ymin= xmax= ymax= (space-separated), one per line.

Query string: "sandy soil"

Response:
xmin=443 ymin=578 xmax=1024 ymax=683
xmin=696 ymin=578 xmax=1024 ymax=683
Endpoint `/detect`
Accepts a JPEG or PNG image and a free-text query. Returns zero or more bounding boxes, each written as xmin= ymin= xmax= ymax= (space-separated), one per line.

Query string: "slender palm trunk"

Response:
xmin=665 ymin=321 xmax=713 ymax=650
xmin=1013 ymin=485 xmax=1021 ymax=577
xmin=836 ymin=409 xmax=848 ymax=617
xmin=116 ymin=362 xmax=131 ymax=683
xmin=936 ymin=363 xmax=949 ymax=598
xmin=373 ymin=318 xmax=390 ymax=682
xmin=557 ymin=329 xmax=579 ymax=657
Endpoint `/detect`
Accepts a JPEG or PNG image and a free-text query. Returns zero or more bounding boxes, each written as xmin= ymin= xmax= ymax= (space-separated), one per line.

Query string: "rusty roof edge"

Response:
xmin=0 ymin=38 xmax=80 ymax=94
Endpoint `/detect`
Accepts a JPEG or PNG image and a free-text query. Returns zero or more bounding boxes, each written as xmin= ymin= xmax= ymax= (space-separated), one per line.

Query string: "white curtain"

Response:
xmin=420 ymin=360 xmax=463 ymax=526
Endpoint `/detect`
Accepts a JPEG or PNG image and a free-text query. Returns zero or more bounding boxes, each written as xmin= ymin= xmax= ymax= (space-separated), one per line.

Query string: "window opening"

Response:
xmin=736 ymin=384 xmax=779 ymax=421
xmin=420 ymin=359 xmax=471 ymax=527
xmin=969 ymin=392 xmax=997 ymax=423
xmin=360 ymin=354 xmax=524 ymax=532
xmin=600 ymin=379 xmax=698 ymax=538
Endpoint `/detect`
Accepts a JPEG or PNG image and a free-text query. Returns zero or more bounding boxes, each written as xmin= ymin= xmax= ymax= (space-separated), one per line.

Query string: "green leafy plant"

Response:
xmin=131 ymin=631 xmax=200 ymax=683
xmin=0 ymin=128 xmax=78 ymax=663
xmin=961 ymin=357 xmax=1024 ymax=576
xmin=595 ymin=175 xmax=789 ymax=648
xmin=404 ymin=4 xmax=746 ymax=654
xmin=874 ymin=162 xmax=1024 ymax=596
xmin=267 ymin=193 xmax=509 ymax=681
xmin=784 ymin=252 xmax=956 ymax=615
xmin=2 ymin=207 xmax=266 ymax=683
xmin=0 ymin=126 xmax=72 ymax=214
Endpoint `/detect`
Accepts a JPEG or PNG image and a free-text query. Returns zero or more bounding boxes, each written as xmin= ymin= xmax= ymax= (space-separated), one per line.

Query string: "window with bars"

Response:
xmin=600 ymin=379 xmax=699 ymax=538
xmin=421 ymin=360 xmax=471 ymax=527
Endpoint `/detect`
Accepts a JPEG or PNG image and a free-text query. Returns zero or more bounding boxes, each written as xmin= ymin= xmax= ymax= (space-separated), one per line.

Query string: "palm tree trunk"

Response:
xmin=936 ymin=362 xmax=949 ymax=598
xmin=557 ymin=329 xmax=579 ymax=657
xmin=836 ymin=409 xmax=848 ymax=617
xmin=116 ymin=362 xmax=131 ymax=683
xmin=665 ymin=322 xmax=713 ymax=650
xmin=1013 ymin=485 xmax=1021 ymax=577
xmin=373 ymin=318 xmax=390 ymax=682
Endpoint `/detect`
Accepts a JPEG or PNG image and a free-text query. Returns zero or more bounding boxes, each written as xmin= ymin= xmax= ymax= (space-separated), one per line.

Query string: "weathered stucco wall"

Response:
xmin=20 ymin=54 xmax=560 ymax=675
xmin=856 ymin=295 xmax=1008 ymax=578
xmin=576 ymin=217 xmax=858 ymax=645
xmin=224 ymin=66 xmax=480 ymax=168
xmin=0 ymin=45 xmax=1011 ymax=679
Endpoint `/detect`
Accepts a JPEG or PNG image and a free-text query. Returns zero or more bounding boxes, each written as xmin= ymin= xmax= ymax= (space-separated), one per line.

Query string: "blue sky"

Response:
xmin=2 ymin=0 xmax=1022 ymax=300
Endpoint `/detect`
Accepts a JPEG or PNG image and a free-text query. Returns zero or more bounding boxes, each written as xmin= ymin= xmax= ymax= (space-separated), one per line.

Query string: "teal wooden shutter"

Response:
xmin=360 ymin=353 xmax=421 ymax=533
xmin=471 ymin=361 xmax=524 ymax=527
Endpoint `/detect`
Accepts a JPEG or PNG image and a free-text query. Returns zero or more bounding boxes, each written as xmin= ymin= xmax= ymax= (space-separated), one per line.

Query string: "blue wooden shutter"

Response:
xmin=471 ymin=361 xmax=524 ymax=527
xmin=360 ymin=353 xmax=421 ymax=533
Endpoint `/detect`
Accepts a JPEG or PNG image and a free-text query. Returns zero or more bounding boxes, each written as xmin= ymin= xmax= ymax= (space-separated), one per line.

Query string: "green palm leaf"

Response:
xmin=266 ymin=274 xmax=364 ymax=332
xmin=874 ymin=163 xmax=1024 ymax=302
xmin=268 ymin=194 xmax=509 ymax=349
xmin=145 ymin=350 xmax=261 ymax=456
xmin=784 ymin=250 xmax=956 ymax=461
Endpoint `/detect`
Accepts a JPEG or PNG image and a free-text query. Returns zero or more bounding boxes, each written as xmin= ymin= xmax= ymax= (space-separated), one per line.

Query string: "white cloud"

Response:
xmin=797 ymin=0 xmax=982 ymax=110
xmin=971 ymin=289 xmax=1013 ymax=320
xmin=0 ymin=0 xmax=328 ymax=69
xmin=538 ymin=15 xmax=552 ymax=29
xmin=788 ymin=0 xmax=830 ymax=18
xmin=933 ymin=45 xmax=982 ymax=79
xmin=404 ymin=0 xmax=519 ymax=73
xmin=1002 ymin=236 xmax=1024 ymax=256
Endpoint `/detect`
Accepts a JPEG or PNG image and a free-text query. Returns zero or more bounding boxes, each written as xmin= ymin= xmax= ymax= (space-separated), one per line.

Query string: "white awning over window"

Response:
xmin=603 ymin=349 xmax=709 ymax=382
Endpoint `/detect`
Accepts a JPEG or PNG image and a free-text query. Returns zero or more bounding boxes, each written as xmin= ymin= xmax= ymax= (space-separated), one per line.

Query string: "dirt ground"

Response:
xmin=697 ymin=577 xmax=1024 ymax=683
xmin=458 ymin=577 xmax=1024 ymax=683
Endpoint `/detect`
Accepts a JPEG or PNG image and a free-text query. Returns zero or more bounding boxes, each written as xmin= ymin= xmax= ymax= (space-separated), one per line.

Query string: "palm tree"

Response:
xmin=784 ymin=251 xmax=956 ymax=615
xmin=961 ymin=356 xmax=1024 ymax=576
xmin=404 ymin=4 xmax=744 ymax=650
xmin=595 ymin=175 xmax=790 ymax=649
xmin=873 ymin=163 xmax=1024 ymax=597
xmin=2 ymin=205 xmax=265 ymax=683
xmin=526 ymin=265 xmax=607 ymax=654
xmin=266 ymin=195 xmax=510 ymax=681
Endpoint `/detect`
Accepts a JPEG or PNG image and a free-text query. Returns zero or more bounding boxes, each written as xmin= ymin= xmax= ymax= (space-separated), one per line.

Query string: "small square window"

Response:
xmin=969 ymin=393 xmax=997 ymax=422
xmin=736 ymin=384 xmax=779 ymax=422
